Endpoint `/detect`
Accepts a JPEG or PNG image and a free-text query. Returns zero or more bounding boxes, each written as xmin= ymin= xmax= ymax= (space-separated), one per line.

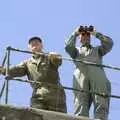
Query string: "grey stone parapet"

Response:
xmin=0 ymin=104 xmax=97 ymax=120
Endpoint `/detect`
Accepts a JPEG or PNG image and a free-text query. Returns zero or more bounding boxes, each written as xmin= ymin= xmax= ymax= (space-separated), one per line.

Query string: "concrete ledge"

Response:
xmin=0 ymin=104 xmax=95 ymax=120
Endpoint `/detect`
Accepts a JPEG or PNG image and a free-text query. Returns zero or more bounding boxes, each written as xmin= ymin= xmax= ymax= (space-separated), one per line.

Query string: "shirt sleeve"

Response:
xmin=65 ymin=32 xmax=78 ymax=59
xmin=96 ymin=32 xmax=114 ymax=56
xmin=5 ymin=60 xmax=27 ymax=78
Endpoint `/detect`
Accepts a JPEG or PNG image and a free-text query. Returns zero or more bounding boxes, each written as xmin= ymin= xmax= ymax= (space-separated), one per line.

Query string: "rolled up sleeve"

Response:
xmin=65 ymin=32 xmax=78 ymax=59
xmin=96 ymin=32 xmax=114 ymax=56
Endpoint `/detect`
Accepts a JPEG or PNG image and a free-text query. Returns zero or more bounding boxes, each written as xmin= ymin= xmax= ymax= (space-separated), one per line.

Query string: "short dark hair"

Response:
xmin=28 ymin=36 xmax=42 ymax=44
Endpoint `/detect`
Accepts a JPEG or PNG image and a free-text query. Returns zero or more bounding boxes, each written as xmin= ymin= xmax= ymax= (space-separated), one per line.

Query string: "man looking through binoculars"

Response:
xmin=65 ymin=25 xmax=113 ymax=120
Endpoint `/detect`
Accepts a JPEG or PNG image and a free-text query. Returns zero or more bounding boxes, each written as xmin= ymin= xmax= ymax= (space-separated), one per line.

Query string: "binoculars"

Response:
xmin=79 ymin=25 xmax=94 ymax=33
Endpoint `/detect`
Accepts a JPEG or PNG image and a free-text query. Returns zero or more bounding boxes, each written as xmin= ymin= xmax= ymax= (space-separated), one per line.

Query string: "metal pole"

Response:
xmin=5 ymin=47 xmax=10 ymax=104
xmin=0 ymin=51 xmax=7 ymax=100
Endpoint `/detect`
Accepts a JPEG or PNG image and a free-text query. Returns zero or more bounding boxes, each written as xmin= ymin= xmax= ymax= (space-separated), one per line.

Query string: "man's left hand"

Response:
xmin=48 ymin=52 xmax=61 ymax=60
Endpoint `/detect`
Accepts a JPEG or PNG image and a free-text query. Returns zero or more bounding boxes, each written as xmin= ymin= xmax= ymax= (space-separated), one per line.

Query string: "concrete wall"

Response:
xmin=0 ymin=104 xmax=95 ymax=120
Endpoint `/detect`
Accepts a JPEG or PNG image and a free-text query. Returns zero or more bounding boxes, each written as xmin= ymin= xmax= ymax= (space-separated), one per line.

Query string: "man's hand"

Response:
xmin=90 ymin=27 xmax=97 ymax=36
xmin=74 ymin=27 xmax=81 ymax=36
xmin=48 ymin=52 xmax=62 ymax=66
xmin=48 ymin=52 xmax=61 ymax=61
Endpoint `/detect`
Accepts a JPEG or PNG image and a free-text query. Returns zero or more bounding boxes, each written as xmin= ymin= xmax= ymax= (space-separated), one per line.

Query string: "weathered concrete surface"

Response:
xmin=0 ymin=104 xmax=95 ymax=120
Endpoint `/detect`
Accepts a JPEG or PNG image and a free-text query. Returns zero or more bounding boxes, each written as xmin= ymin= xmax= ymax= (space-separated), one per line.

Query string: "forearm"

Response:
xmin=95 ymin=32 xmax=113 ymax=44
xmin=0 ymin=62 xmax=27 ymax=77
xmin=95 ymin=32 xmax=113 ymax=55
xmin=65 ymin=32 xmax=78 ymax=58
xmin=8 ymin=66 xmax=26 ymax=77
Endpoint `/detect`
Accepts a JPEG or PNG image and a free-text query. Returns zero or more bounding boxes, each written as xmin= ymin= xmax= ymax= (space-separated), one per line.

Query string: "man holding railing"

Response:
xmin=0 ymin=36 xmax=67 ymax=113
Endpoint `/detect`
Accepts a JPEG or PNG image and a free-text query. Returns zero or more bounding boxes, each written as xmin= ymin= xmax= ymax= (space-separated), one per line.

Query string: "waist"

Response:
xmin=32 ymin=80 xmax=61 ymax=89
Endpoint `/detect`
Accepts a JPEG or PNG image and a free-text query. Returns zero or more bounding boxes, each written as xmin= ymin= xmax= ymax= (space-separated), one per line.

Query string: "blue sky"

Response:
xmin=0 ymin=0 xmax=120 ymax=119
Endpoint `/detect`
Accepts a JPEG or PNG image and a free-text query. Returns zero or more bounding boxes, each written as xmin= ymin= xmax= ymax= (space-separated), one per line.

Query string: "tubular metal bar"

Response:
xmin=8 ymin=46 xmax=120 ymax=71
xmin=5 ymin=47 xmax=11 ymax=104
xmin=7 ymin=46 xmax=48 ymax=56
xmin=7 ymin=78 xmax=120 ymax=99
xmin=0 ymin=51 xmax=8 ymax=100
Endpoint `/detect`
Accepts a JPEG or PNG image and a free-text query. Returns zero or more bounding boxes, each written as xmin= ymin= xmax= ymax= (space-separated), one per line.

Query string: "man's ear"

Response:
xmin=41 ymin=43 xmax=43 ymax=49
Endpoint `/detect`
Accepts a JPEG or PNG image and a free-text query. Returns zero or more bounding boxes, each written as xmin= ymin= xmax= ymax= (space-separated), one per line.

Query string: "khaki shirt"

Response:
xmin=6 ymin=55 xmax=62 ymax=88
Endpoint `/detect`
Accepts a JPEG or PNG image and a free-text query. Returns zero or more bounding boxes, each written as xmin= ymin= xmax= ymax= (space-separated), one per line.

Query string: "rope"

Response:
xmin=7 ymin=46 xmax=120 ymax=71
xmin=6 ymin=78 xmax=120 ymax=99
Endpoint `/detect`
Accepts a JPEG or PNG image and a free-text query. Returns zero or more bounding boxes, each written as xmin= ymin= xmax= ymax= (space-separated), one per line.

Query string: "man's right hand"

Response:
xmin=74 ymin=27 xmax=81 ymax=36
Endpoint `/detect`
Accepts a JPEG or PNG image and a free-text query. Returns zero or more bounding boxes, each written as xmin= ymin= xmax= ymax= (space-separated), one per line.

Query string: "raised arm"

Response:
xmin=95 ymin=32 xmax=113 ymax=56
xmin=65 ymin=31 xmax=78 ymax=59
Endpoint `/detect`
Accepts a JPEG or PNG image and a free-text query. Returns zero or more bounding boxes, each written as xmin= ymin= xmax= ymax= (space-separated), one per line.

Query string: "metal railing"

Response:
xmin=0 ymin=46 xmax=120 ymax=104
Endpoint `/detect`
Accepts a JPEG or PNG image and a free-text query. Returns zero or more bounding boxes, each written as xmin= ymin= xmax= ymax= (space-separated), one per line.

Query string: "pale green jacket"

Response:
xmin=65 ymin=32 xmax=113 ymax=96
